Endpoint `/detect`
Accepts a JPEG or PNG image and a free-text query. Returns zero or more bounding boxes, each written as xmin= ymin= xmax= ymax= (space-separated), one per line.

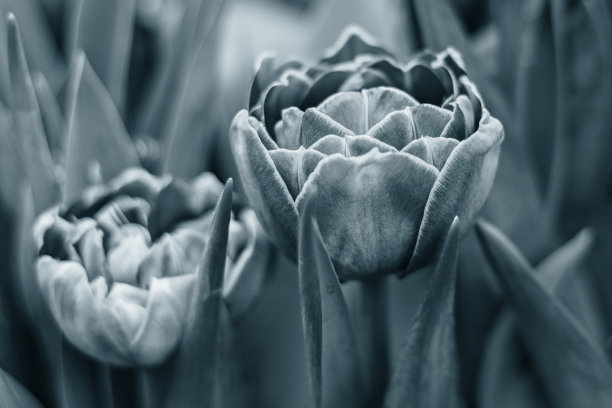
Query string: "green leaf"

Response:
xmin=384 ymin=217 xmax=460 ymax=408
xmin=158 ymin=179 xmax=233 ymax=407
xmin=298 ymin=197 xmax=364 ymax=408
xmin=137 ymin=0 xmax=224 ymax=161
xmin=475 ymin=220 xmax=612 ymax=407
xmin=6 ymin=13 xmax=59 ymax=212
xmin=477 ymin=313 xmax=548 ymax=408
xmin=548 ymin=0 xmax=612 ymax=213
xmin=514 ymin=0 xmax=556 ymax=196
xmin=0 ymin=0 xmax=65 ymax=90
xmin=0 ymin=366 xmax=44 ymax=408
xmin=32 ymin=73 xmax=65 ymax=166
xmin=67 ymin=0 xmax=136 ymax=110
xmin=536 ymin=227 xmax=595 ymax=291
xmin=62 ymin=52 xmax=139 ymax=206
xmin=477 ymin=228 xmax=595 ymax=408
xmin=163 ymin=0 xmax=225 ymax=179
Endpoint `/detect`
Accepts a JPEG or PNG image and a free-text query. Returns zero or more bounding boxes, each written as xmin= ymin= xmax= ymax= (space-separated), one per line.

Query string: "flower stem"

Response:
xmin=356 ymin=277 xmax=389 ymax=406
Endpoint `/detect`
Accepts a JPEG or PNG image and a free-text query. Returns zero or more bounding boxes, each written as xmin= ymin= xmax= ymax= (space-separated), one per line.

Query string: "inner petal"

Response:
xmin=410 ymin=104 xmax=453 ymax=138
xmin=402 ymin=136 xmax=459 ymax=170
xmin=367 ymin=109 xmax=417 ymax=150
xmin=299 ymin=108 xmax=355 ymax=147
xmin=317 ymin=91 xmax=366 ymax=133
xmin=363 ymin=87 xmax=419 ymax=128
xmin=316 ymin=87 xmax=418 ymax=134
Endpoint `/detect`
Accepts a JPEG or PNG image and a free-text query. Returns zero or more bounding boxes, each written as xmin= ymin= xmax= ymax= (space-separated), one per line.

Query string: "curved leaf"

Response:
xmin=67 ymin=0 xmax=136 ymax=110
xmin=384 ymin=217 xmax=461 ymax=408
xmin=298 ymin=197 xmax=364 ymax=408
xmin=63 ymin=52 xmax=139 ymax=206
xmin=6 ymin=13 xmax=59 ymax=212
xmin=475 ymin=220 xmax=612 ymax=407
xmin=160 ymin=179 xmax=232 ymax=407
xmin=0 ymin=367 xmax=44 ymax=408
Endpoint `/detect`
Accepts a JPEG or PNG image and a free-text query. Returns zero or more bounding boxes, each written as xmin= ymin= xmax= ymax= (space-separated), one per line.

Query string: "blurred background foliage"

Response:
xmin=0 ymin=0 xmax=611 ymax=407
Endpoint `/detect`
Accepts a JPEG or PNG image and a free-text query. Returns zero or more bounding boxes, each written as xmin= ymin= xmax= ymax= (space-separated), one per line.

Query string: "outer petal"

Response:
xmin=230 ymin=110 xmax=299 ymax=259
xmin=37 ymin=256 xmax=194 ymax=366
xmin=128 ymin=274 xmax=195 ymax=365
xmin=223 ymin=210 xmax=271 ymax=318
xmin=296 ymin=150 xmax=438 ymax=279
xmin=320 ymin=26 xmax=391 ymax=65
xmin=408 ymin=110 xmax=504 ymax=273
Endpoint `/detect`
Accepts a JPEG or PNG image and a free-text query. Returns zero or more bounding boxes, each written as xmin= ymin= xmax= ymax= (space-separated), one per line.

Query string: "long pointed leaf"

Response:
xmin=160 ymin=179 xmax=233 ymax=407
xmin=384 ymin=217 xmax=461 ymax=408
xmin=298 ymin=198 xmax=363 ymax=408
xmin=6 ymin=13 xmax=59 ymax=212
xmin=0 ymin=367 xmax=43 ymax=408
xmin=32 ymin=73 xmax=65 ymax=166
xmin=67 ymin=0 xmax=136 ymax=110
xmin=477 ymin=228 xmax=595 ymax=408
xmin=477 ymin=312 xmax=549 ymax=408
xmin=163 ymin=0 xmax=225 ymax=178
xmin=475 ymin=220 xmax=612 ymax=407
xmin=0 ymin=0 xmax=64 ymax=90
xmin=63 ymin=52 xmax=139 ymax=206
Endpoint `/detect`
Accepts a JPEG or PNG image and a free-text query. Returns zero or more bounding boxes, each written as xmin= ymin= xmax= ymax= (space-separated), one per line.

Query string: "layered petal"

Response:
xmin=296 ymin=149 xmax=438 ymax=279
xmin=37 ymin=256 xmax=194 ymax=366
xmin=230 ymin=110 xmax=299 ymax=258
xmin=408 ymin=110 xmax=504 ymax=272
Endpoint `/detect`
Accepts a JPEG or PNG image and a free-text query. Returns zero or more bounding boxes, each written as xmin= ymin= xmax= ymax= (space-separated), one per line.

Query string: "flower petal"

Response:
xmin=363 ymin=87 xmax=418 ymax=128
xmin=137 ymin=229 xmax=206 ymax=288
xmin=263 ymin=71 xmax=311 ymax=135
xmin=76 ymin=225 xmax=108 ymax=281
xmin=129 ymin=274 xmax=195 ymax=365
xmin=337 ymin=68 xmax=390 ymax=92
xmin=296 ymin=150 xmax=438 ymax=279
xmin=402 ymin=136 xmax=459 ymax=170
xmin=270 ymin=148 xmax=327 ymax=199
xmin=223 ymin=211 xmax=271 ymax=318
xmin=249 ymin=55 xmax=303 ymax=112
xmin=148 ymin=173 xmax=222 ymax=239
xmin=310 ymin=135 xmax=396 ymax=157
xmin=37 ymin=255 xmax=195 ymax=366
xmin=404 ymin=64 xmax=448 ymax=105
xmin=366 ymin=110 xmax=417 ymax=150
xmin=410 ymin=104 xmax=453 ymax=138
xmin=300 ymin=70 xmax=353 ymax=109
xmin=300 ymin=108 xmax=355 ymax=147
xmin=316 ymin=91 xmax=366 ymax=134
xmin=320 ymin=26 xmax=391 ymax=65
xmin=107 ymin=225 xmax=151 ymax=284
xmin=316 ymin=87 xmax=417 ymax=134
xmin=441 ymin=102 xmax=468 ymax=140
xmin=274 ymin=107 xmax=303 ymax=149
xmin=230 ymin=110 xmax=299 ymax=259
xmin=408 ymin=110 xmax=503 ymax=272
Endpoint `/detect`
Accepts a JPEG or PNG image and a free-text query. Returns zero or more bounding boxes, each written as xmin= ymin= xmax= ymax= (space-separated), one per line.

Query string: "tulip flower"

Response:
xmin=34 ymin=168 xmax=269 ymax=366
xmin=231 ymin=27 xmax=503 ymax=279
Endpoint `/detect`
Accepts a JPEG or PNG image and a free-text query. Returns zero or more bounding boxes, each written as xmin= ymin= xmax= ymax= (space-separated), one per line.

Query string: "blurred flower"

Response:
xmin=231 ymin=27 xmax=503 ymax=279
xmin=34 ymin=168 xmax=269 ymax=366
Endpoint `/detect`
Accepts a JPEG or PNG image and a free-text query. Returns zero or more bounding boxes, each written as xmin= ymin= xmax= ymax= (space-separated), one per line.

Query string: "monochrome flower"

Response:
xmin=34 ymin=168 xmax=269 ymax=366
xmin=231 ymin=27 xmax=503 ymax=279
